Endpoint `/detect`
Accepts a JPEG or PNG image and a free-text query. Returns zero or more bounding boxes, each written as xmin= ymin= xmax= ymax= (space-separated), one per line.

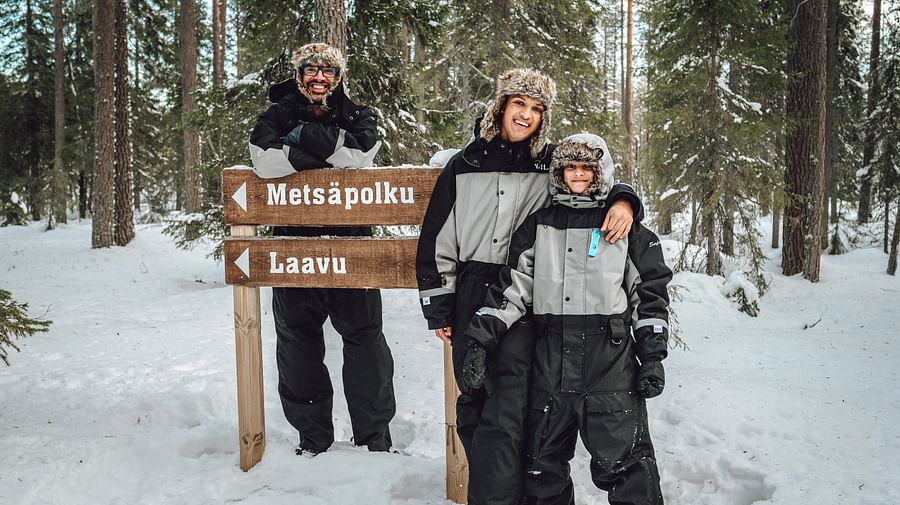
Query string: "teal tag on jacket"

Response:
xmin=588 ymin=229 xmax=601 ymax=257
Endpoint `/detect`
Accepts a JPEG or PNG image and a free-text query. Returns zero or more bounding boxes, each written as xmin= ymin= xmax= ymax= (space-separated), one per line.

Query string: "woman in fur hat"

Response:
xmin=464 ymin=134 xmax=671 ymax=505
xmin=416 ymin=70 xmax=645 ymax=505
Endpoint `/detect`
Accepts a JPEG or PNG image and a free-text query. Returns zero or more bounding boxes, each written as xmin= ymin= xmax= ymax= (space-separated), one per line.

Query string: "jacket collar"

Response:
xmin=268 ymin=78 xmax=351 ymax=111
xmin=460 ymin=117 xmax=554 ymax=169
xmin=552 ymin=192 xmax=606 ymax=209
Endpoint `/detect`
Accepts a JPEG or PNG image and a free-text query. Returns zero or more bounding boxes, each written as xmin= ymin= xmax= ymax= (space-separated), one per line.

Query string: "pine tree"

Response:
xmin=872 ymin=17 xmax=900 ymax=262
xmin=92 ymin=0 xmax=117 ymax=248
xmin=114 ymin=0 xmax=135 ymax=245
xmin=0 ymin=0 xmax=55 ymax=223
xmin=0 ymin=288 xmax=51 ymax=366
xmin=644 ymin=0 xmax=785 ymax=285
xmin=827 ymin=0 xmax=866 ymax=254
xmin=857 ymin=0 xmax=881 ymax=223
xmin=50 ymin=0 xmax=67 ymax=227
xmin=783 ymin=0 xmax=828 ymax=281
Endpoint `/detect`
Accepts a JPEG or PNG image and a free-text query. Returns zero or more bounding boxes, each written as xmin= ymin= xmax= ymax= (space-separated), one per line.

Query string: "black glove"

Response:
xmin=461 ymin=340 xmax=487 ymax=391
xmin=637 ymin=360 xmax=665 ymax=398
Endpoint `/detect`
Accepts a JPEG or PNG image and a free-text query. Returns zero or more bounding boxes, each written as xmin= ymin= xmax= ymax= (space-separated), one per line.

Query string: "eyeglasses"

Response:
xmin=300 ymin=65 xmax=339 ymax=78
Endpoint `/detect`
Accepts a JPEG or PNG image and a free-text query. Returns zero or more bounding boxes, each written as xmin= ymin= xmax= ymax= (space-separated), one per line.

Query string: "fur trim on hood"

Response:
xmin=479 ymin=68 xmax=557 ymax=159
xmin=292 ymin=43 xmax=345 ymax=109
xmin=550 ymin=133 xmax=615 ymax=197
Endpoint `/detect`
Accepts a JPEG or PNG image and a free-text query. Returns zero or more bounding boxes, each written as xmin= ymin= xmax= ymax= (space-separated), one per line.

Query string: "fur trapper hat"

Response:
xmin=479 ymin=68 xmax=557 ymax=159
xmin=550 ymin=133 xmax=615 ymax=196
xmin=292 ymin=43 xmax=345 ymax=105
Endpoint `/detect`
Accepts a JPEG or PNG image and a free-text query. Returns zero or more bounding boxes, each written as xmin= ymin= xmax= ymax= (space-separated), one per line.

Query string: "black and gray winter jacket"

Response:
xmin=465 ymin=191 xmax=672 ymax=382
xmin=248 ymin=78 xmax=380 ymax=237
xmin=415 ymin=126 xmax=644 ymax=331
xmin=249 ymin=78 xmax=380 ymax=179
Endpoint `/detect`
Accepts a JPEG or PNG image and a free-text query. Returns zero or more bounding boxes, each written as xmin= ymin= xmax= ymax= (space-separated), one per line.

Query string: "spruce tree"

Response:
xmin=644 ymin=0 xmax=785 ymax=286
xmin=0 ymin=289 xmax=51 ymax=366
xmin=872 ymin=17 xmax=900 ymax=257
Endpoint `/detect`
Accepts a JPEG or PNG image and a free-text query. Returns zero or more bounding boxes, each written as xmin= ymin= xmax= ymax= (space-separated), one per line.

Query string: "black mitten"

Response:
xmin=638 ymin=360 xmax=665 ymax=398
xmin=462 ymin=340 xmax=488 ymax=390
xmin=283 ymin=123 xmax=305 ymax=146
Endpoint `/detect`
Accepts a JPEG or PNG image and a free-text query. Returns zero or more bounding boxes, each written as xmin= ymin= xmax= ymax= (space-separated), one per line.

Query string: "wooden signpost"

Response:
xmin=222 ymin=166 xmax=469 ymax=503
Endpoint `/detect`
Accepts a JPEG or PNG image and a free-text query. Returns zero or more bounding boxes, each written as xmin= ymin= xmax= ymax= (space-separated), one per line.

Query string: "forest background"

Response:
xmin=0 ymin=0 xmax=898 ymax=314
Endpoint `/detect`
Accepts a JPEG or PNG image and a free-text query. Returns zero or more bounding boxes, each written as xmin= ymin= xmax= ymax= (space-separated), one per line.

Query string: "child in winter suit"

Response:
xmin=464 ymin=134 xmax=672 ymax=505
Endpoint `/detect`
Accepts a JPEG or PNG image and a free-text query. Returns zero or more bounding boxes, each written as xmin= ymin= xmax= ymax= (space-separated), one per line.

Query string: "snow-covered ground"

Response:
xmin=1 ymin=221 xmax=898 ymax=505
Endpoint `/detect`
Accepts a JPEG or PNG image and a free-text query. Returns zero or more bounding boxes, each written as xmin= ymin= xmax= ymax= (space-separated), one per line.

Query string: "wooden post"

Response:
xmin=443 ymin=342 xmax=468 ymax=503
xmin=231 ymin=224 xmax=266 ymax=471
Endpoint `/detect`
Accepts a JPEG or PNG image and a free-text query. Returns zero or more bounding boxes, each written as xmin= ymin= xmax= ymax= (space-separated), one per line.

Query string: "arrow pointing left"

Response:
xmin=232 ymin=182 xmax=248 ymax=211
xmin=235 ymin=247 xmax=250 ymax=278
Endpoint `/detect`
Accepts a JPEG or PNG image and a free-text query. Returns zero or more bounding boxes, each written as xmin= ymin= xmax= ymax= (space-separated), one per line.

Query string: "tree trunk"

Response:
xmin=657 ymin=208 xmax=672 ymax=235
xmin=92 ymin=0 xmax=116 ymax=248
xmin=25 ymin=0 xmax=42 ymax=222
xmin=133 ymin=31 xmax=141 ymax=211
xmin=79 ymin=169 xmax=87 ymax=219
xmin=822 ymin=0 xmax=839 ymax=248
xmin=721 ymin=198 xmax=734 ymax=257
xmin=314 ymin=0 xmax=347 ymax=55
xmin=858 ymin=0 xmax=881 ymax=223
xmin=114 ymin=0 xmax=134 ymax=246
xmin=688 ymin=197 xmax=699 ymax=245
xmin=51 ymin=0 xmax=67 ymax=227
xmin=622 ymin=0 xmax=634 ymax=183
xmin=212 ymin=0 xmax=226 ymax=86
xmin=783 ymin=0 xmax=828 ymax=281
xmin=235 ymin=4 xmax=242 ymax=76
xmin=772 ymin=201 xmax=781 ymax=249
xmin=885 ymin=199 xmax=891 ymax=254
xmin=888 ymin=202 xmax=900 ymax=275
xmin=602 ymin=18 xmax=609 ymax=112
xmin=181 ymin=0 xmax=201 ymax=214
xmin=704 ymin=210 xmax=721 ymax=276
xmin=619 ymin=0 xmax=624 ymax=119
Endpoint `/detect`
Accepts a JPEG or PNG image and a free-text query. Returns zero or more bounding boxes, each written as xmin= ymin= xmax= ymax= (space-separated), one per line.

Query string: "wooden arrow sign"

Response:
xmin=224 ymin=237 xmax=419 ymax=288
xmin=222 ymin=166 xmax=441 ymax=226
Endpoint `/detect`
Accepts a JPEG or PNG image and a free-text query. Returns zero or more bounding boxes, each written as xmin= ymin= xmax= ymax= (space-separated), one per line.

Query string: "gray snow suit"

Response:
xmin=465 ymin=191 xmax=672 ymax=505
xmin=415 ymin=127 xmax=643 ymax=505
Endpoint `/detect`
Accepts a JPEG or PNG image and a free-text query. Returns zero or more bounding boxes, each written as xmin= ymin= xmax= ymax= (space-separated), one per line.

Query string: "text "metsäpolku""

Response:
xmin=267 ymin=182 xmax=415 ymax=210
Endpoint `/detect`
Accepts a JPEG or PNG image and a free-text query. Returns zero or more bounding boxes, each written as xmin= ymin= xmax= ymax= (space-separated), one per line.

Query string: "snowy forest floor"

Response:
xmin=1 ymin=221 xmax=898 ymax=505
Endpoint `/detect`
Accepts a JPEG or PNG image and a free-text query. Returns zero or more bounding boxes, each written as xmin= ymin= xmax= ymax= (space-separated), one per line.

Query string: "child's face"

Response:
xmin=563 ymin=162 xmax=595 ymax=195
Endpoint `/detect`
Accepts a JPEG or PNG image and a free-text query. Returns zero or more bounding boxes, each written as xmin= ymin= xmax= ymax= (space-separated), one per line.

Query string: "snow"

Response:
xmin=659 ymin=187 xmax=684 ymax=201
xmin=428 ymin=149 xmax=459 ymax=168
xmin=2 ymin=221 xmax=899 ymax=505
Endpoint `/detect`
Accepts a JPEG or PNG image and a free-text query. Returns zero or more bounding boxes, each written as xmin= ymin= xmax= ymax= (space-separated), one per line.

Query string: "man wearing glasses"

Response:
xmin=248 ymin=42 xmax=395 ymax=457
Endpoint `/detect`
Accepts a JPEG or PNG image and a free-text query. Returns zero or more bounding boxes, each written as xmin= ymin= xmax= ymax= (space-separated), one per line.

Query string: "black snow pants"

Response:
xmin=272 ymin=286 xmax=396 ymax=453
xmin=451 ymin=262 xmax=536 ymax=505
xmin=523 ymin=317 xmax=663 ymax=505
